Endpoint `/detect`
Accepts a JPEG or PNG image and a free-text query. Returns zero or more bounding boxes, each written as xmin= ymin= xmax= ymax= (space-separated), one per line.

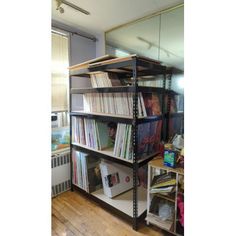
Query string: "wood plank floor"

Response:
xmin=52 ymin=190 xmax=169 ymax=236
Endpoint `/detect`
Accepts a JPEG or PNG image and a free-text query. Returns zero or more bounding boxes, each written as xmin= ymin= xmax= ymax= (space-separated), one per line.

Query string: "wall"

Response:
xmin=69 ymin=33 xmax=96 ymax=110
xmin=95 ymin=32 xmax=106 ymax=57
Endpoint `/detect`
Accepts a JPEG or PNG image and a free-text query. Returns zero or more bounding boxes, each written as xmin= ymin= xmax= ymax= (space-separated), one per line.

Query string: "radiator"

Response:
xmin=51 ymin=148 xmax=71 ymax=197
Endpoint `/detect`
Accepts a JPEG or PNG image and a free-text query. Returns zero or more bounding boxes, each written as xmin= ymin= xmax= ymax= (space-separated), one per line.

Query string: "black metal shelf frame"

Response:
xmin=70 ymin=56 xmax=166 ymax=78
xmin=71 ymin=143 xmax=159 ymax=168
xmin=70 ymin=86 xmax=165 ymax=94
xmin=69 ymin=56 xmax=167 ymax=231
xmin=70 ymin=111 xmax=163 ymax=125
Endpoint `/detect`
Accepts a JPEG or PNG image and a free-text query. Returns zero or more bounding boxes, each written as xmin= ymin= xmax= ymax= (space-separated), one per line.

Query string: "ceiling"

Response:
xmin=51 ymin=0 xmax=184 ymax=36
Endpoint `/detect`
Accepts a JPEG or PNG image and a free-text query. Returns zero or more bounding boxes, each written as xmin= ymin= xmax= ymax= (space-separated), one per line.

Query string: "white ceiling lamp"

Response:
xmin=55 ymin=0 xmax=90 ymax=15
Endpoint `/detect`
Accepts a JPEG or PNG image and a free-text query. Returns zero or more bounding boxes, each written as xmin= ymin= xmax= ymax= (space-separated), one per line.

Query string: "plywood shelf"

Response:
xmin=146 ymin=213 xmax=174 ymax=232
xmin=151 ymin=193 xmax=176 ymax=203
xmin=149 ymin=157 xmax=184 ymax=175
xmin=92 ymin=187 xmax=147 ymax=218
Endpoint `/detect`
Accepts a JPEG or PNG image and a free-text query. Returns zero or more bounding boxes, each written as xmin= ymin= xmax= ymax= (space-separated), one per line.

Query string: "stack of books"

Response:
xmin=150 ymin=173 xmax=176 ymax=194
xmin=72 ymin=117 xmax=110 ymax=150
xmin=83 ymin=92 xmax=147 ymax=117
xmin=72 ymin=150 xmax=102 ymax=193
xmin=90 ymin=72 xmax=122 ymax=87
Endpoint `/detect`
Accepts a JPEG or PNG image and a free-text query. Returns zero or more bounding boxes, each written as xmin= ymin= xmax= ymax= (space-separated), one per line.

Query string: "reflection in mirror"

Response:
xmin=105 ymin=5 xmax=184 ymax=71
xmin=106 ymin=15 xmax=160 ymax=59
xmin=160 ymin=6 xmax=184 ymax=70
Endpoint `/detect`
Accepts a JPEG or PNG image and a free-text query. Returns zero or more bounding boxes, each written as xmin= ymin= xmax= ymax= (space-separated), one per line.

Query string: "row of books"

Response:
xmin=150 ymin=173 xmax=176 ymax=194
xmin=72 ymin=116 xmax=162 ymax=161
xmin=90 ymin=72 xmax=122 ymax=88
xmin=113 ymin=124 xmax=132 ymax=159
xmin=89 ymin=72 xmax=183 ymax=113
xmin=83 ymin=92 xmax=148 ymax=117
xmin=72 ymin=150 xmax=102 ymax=193
xmin=72 ymin=117 xmax=109 ymax=150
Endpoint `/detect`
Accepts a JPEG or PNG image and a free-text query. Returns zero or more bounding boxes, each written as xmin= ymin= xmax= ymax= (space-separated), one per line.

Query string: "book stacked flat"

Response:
xmin=150 ymin=173 xmax=176 ymax=194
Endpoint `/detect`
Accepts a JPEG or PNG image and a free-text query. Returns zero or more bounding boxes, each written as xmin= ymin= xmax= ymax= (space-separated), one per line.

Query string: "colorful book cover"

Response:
xmin=96 ymin=121 xmax=110 ymax=150
xmin=137 ymin=120 xmax=162 ymax=158
xmin=143 ymin=93 xmax=162 ymax=116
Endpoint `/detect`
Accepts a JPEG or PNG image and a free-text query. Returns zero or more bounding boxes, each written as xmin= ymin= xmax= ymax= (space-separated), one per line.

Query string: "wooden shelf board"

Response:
xmin=69 ymin=55 xmax=116 ymax=71
xmin=91 ymin=187 xmax=147 ymax=217
xmin=146 ymin=213 xmax=174 ymax=232
xmin=149 ymin=157 xmax=184 ymax=175
xmin=71 ymin=110 xmax=133 ymax=119
xmin=71 ymin=143 xmax=133 ymax=164
xmin=151 ymin=193 xmax=176 ymax=203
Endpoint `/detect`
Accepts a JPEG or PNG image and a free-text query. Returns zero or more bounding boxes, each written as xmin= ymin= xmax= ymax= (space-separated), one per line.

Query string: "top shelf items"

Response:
xmin=69 ymin=54 xmax=166 ymax=77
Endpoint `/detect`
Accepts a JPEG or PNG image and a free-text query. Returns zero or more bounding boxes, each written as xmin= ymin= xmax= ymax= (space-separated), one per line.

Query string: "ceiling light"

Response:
xmin=55 ymin=0 xmax=90 ymax=15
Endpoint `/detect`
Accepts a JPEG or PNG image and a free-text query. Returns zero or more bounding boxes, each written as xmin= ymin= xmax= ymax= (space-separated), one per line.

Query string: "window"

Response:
xmin=51 ymin=31 xmax=69 ymax=112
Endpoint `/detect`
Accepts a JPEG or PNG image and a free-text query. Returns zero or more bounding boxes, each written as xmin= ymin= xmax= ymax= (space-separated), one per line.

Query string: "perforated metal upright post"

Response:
xmin=161 ymin=70 xmax=167 ymax=141
xmin=69 ymin=74 xmax=74 ymax=191
xmin=166 ymin=72 xmax=172 ymax=142
xmin=132 ymin=58 xmax=138 ymax=230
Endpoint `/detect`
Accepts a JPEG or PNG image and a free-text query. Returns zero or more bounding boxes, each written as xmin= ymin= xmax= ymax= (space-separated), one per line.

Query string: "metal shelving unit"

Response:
xmin=69 ymin=55 xmax=168 ymax=230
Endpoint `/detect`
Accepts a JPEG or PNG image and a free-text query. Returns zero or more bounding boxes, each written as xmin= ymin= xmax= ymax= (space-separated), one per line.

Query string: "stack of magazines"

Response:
xmin=150 ymin=173 xmax=176 ymax=195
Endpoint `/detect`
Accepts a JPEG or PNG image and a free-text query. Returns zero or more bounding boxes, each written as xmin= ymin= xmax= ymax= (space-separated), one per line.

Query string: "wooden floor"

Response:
xmin=52 ymin=190 xmax=169 ymax=236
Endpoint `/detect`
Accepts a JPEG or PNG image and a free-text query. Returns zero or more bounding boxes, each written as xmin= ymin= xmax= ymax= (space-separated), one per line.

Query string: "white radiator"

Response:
xmin=51 ymin=148 xmax=71 ymax=197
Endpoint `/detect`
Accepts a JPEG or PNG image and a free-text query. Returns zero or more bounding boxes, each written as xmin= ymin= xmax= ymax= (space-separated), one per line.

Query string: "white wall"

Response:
xmin=69 ymin=33 xmax=96 ymax=111
xmin=95 ymin=32 xmax=106 ymax=57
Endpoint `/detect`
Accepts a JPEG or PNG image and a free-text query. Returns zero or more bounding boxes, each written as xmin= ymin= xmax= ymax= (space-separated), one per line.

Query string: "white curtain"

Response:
xmin=51 ymin=32 xmax=69 ymax=112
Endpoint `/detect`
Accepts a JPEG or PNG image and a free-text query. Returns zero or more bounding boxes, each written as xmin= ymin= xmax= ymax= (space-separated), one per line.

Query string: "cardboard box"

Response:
xmin=100 ymin=160 xmax=133 ymax=198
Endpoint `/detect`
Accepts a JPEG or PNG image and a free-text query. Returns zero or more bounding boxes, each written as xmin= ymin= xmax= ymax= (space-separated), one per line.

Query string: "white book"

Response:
xmin=107 ymin=93 xmax=115 ymax=114
xmin=71 ymin=116 xmax=76 ymax=143
xmin=129 ymin=93 xmax=133 ymax=116
xmin=125 ymin=126 xmax=132 ymax=160
xmin=137 ymin=95 xmax=142 ymax=116
xmin=139 ymin=92 xmax=147 ymax=117
xmin=99 ymin=94 xmax=104 ymax=113
xmin=92 ymin=119 xmax=98 ymax=149
xmin=79 ymin=118 xmax=86 ymax=145
xmin=110 ymin=93 xmax=115 ymax=114
xmin=113 ymin=123 xmax=121 ymax=156
xmin=75 ymin=117 xmax=80 ymax=143
xmin=123 ymin=92 xmax=130 ymax=116
xmin=95 ymin=122 xmax=101 ymax=150
xmin=90 ymin=74 xmax=96 ymax=88
xmin=120 ymin=125 xmax=129 ymax=158
xmin=95 ymin=93 xmax=101 ymax=112
xmin=113 ymin=94 xmax=118 ymax=114
xmin=117 ymin=124 xmax=126 ymax=157
xmin=105 ymin=72 xmax=112 ymax=87
xmin=103 ymin=94 xmax=109 ymax=113
xmin=84 ymin=119 xmax=89 ymax=146
xmin=115 ymin=93 xmax=123 ymax=115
